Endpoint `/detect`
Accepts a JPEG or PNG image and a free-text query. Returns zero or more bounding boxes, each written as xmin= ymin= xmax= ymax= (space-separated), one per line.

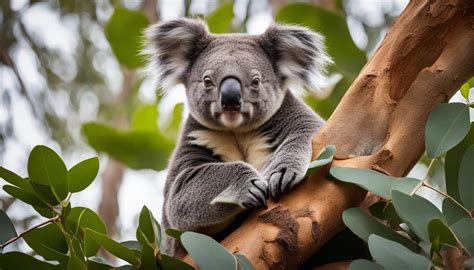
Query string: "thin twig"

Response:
xmin=422 ymin=183 xmax=472 ymax=218
xmin=0 ymin=215 xmax=60 ymax=249
xmin=410 ymin=158 xmax=437 ymax=196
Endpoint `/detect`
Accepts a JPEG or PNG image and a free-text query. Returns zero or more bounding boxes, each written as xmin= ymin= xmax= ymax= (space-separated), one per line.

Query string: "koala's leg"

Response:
xmin=166 ymin=161 xmax=268 ymax=232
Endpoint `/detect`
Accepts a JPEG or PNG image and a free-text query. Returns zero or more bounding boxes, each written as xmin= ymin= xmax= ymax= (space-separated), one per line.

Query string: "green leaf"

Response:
xmin=23 ymin=223 xmax=68 ymax=262
xmin=68 ymin=255 xmax=87 ymax=270
xmin=445 ymin=123 xmax=474 ymax=201
xmin=460 ymin=82 xmax=470 ymax=100
xmin=0 ymin=252 xmax=59 ymax=270
xmin=458 ymin=145 xmax=474 ymax=210
xmin=132 ymin=104 xmax=158 ymax=132
xmin=276 ymin=3 xmax=367 ymax=76
xmin=84 ymin=229 xmax=139 ymax=266
xmin=305 ymin=145 xmax=335 ymax=177
xmin=161 ymin=254 xmax=194 ymax=270
xmin=206 ymin=3 xmax=233 ymax=33
xmin=66 ymin=207 xmax=107 ymax=257
xmin=3 ymin=185 xmax=48 ymax=207
xmin=68 ymin=157 xmax=99 ymax=193
xmin=343 ymin=208 xmax=419 ymax=252
xmin=137 ymin=206 xmax=161 ymax=246
xmin=29 ymin=181 xmax=60 ymax=205
xmin=121 ymin=240 xmax=142 ymax=251
xmin=165 ymin=228 xmax=185 ymax=240
xmin=87 ymin=257 xmax=115 ymax=270
xmin=442 ymin=198 xmax=469 ymax=225
xmin=28 ymin=145 xmax=69 ymax=202
xmin=425 ymin=103 xmax=471 ymax=158
xmin=0 ymin=210 xmax=16 ymax=245
xmin=136 ymin=228 xmax=159 ymax=270
xmin=369 ymin=201 xmax=403 ymax=227
xmin=181 ymin=231 xmax=237 ymax=269
xmin=83 ymin=122 xmax=174 ymax=171
xmin=33 ymin=206 xmax=56 ymax=218
xmin=427 ymin=218 xmax=458 ymax=253
xmin=0 ymin=167 xmax=31 ymax=191
xmin=105 ymin=7 xmax=149 ymax=68
xmin=349 ymin=259 xmax=384 ymax=270
xmin=451 ymin=218 xmax=474 ymax=256
xmin=391 ymin=190 xmax=446 ymax=241
xmin=368 ymin=235 xmax=431 ymax=270
xmin=235 ymin=254 xmax=255 ymax=270
xmin=330 ymin=167 xmax=420 ymax=199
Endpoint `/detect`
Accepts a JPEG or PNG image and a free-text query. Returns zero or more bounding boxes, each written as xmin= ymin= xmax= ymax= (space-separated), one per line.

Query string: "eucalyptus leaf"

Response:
xmin=165 ymin=228 xmax=185 ymax=240
xmin=427 ymin=218 xmax=458 ymax=253
xmin=442 ymin=198 xmax=469 ymax=225
xmin=132 ymin=104 xmax=158 ymax=132
xmin=450 ymin=218 xmax=474 ymax=256
xmin=368 ymin=235 xmax=431 ymax=270
xmin=27 ymin=145 xmax=69 ymax=202
xmin=161 ymin=254 xmax=194 ymax=270
xmin=84 ymin=229 xmax=139 ymax=266
xmin=181 ymin=231 xmax=237 ymax=270
xmin=425 ymin=103 xmax=470 ymax=158
xmin=0 ymin=167 xmax=31 ymax=191
xmin=137 ymin=206 xmax=161 ymax=246
xmin=105 ymin=7 xmax=149 ymax=68
xmin=3 ymin=185 xmax=48 ymax=207
xmin=343 ymin=208 xmax=419 ymax=252
xmin=445 ymin=123 xmax=474 ymax=201
xmin=458 ymin=145 xmax=474 ymax=210
xmin=460 ymin=82 xmax=470 ymax=100
xmin=0 ymin=252 xmax=59 ymax=270
xmin=330 ymin=167 xmax=420 ymax=199
xmin=391 ymin=190 xmax=446 ymax=241
xmin=23 ymin=223 xmax=68 ymax=262
xmin=68 ymin=157 xmax=99 ymax=193
xmin=305 ymin=145 xmax=335 ymax=177
xmin=369 ymin=201 xmax=403 ymax=227
xmin=206 ymin=2 xmax=233 ymax=34
xmin=0 ymin=210 xmax=17 ymax=245
xmin=349 ymin=259 xmax=384 ymax=270
xmin=235 ymin=253 xmax=256 ymax=270
xmin=66 ymin=207 xmax=107 ymax=257
xmin=68 ymin=255 xmax=87 ymax=270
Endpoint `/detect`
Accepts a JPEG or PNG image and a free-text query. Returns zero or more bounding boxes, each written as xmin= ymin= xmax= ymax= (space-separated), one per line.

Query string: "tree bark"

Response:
xmin=185 ymin=0 xmax=474 ymax=269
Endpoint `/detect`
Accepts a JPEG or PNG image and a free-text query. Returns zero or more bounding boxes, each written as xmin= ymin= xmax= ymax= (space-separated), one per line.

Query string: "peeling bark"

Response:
xmin=184 ymin=1 xmax=474 ymax=269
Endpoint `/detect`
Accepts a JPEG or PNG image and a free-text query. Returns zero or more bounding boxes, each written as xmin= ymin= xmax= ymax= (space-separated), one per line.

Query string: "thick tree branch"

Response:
xmin=184 ymin=1 xmax=474 ymax=269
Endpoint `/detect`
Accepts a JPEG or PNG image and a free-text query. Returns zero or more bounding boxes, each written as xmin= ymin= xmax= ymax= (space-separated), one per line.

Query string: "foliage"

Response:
xmin=0 ymin=145 xmax=254 ymax=270
xmin=330 ymin=97 xmax=473 ymax=269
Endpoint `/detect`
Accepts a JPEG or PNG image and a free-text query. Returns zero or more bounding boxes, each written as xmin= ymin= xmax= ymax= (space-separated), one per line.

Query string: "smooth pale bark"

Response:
xmin=184 ymin=0 xmax=474 ymax=269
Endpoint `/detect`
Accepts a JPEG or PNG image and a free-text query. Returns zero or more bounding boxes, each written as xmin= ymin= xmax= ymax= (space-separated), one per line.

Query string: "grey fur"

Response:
xmin=144 ymin=18 xmax=329 ymax=257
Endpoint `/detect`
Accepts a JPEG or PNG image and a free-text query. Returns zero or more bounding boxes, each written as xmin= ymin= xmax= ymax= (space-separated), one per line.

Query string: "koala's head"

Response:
xmin=145 ymin=18 xmax=331 ymax=131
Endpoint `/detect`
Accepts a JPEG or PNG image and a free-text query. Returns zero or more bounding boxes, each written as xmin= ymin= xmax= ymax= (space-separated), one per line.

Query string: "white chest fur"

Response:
xmin=188 ymin=130 xmax=273 ymax=172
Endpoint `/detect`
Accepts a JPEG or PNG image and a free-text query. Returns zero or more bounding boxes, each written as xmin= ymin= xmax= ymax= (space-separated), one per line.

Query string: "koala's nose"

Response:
xmin=219 ymin=77 xmax=242 ymax=111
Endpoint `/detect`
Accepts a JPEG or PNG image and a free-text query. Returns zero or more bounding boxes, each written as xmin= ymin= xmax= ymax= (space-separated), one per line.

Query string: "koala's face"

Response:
xmin=145 ymin=19 xmax=330 ymax=131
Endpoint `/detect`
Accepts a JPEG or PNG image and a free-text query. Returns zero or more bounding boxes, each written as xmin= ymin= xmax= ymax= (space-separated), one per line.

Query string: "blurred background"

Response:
xmin=1 ymin=0 xmax=427 ymax=251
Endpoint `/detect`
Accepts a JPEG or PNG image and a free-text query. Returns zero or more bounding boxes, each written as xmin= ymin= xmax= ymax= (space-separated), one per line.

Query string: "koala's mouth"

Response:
xmin=211 ymin=102 xmax=253 ymax=129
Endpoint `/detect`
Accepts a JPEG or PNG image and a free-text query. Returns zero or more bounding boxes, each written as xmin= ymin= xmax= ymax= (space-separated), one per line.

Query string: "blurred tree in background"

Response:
xmin=0 ymin=0 xmax=407 ymax=252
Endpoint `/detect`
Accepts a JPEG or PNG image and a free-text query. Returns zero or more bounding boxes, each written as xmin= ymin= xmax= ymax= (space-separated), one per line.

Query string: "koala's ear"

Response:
xmin=144 ymin=18 xmax=210 ymax=91
xmin=259 ymin=24 xmax=332 ymax=91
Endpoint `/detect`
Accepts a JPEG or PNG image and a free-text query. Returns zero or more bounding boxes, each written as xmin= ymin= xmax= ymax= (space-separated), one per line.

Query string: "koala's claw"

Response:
xmin=243 ymin=178 xmax=268 ymax=209
xmin=268 ymin=168 xmax=298 ymax=201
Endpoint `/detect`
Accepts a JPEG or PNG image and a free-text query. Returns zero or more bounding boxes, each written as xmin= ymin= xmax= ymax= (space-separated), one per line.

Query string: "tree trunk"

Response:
xmin=185 ymin=0 xmax=474 ymax=269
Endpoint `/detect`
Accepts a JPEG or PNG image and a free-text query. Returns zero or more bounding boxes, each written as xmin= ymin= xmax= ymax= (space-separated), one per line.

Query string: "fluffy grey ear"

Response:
xmin=144 ymin=18 xmax=210 ymax=92
xmin=259 ymin=24 xmax=332 ymax=91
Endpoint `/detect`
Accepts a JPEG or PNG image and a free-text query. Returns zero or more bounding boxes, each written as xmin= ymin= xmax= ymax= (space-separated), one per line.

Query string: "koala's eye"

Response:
xmin=203 ymin=76 xmax=214 ymax=88
xmin=251 ymin=77 xmax=260 ymax=89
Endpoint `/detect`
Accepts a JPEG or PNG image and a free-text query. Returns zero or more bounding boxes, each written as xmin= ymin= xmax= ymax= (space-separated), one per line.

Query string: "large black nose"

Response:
xmin=219 ymin=77 xmax=242 ymax=111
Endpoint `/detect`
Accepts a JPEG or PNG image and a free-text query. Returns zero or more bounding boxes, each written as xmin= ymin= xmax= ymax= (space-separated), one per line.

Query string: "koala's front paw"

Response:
xmin=212 ymin=178 xmax=268 ymax=209
xmin=265 ymin=167 xmax=305 ymax=201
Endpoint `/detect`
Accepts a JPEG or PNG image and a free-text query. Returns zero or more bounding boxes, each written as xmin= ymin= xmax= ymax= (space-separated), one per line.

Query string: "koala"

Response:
xmin=144 ymin=18 xmax=331 ymax=257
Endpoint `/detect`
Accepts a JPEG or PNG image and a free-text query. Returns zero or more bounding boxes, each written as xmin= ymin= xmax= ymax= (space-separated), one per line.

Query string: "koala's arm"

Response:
xmin=261 ymin=92 xmax=325 ymax=200
xmin=164 ymin=120 xmax=268 ymax=233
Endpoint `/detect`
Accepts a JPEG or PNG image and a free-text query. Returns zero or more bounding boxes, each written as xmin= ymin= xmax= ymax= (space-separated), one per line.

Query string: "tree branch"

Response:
xmin=184 ymin=1 xmax=474 ymax=268
xmin=0 ymin=215 xmax=60 ymax=249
